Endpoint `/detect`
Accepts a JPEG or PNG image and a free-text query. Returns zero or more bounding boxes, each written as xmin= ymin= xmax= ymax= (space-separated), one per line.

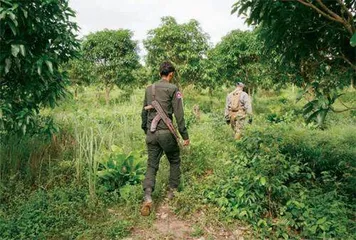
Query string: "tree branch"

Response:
xmin=316 ymin=0 xmax=343 ymax=23
xmin=331 ymin=98 xmax=356 ymax=113
xmin=331 ymin=107 xmax=356 ymax=113
xmin=316 ymin=0 xmax=354 ymax=34
xmin=338 ymin=54 xmax=356 ymax=71
xmin=296 ymin=0 xmax=354 ymax=35
xmin=339 ymin=98 xmax=356 ymax=109
xmin=336 ymin=0 xmax=354 ymax=31
xmin=296 ymin=0 xmax=339 ymax=22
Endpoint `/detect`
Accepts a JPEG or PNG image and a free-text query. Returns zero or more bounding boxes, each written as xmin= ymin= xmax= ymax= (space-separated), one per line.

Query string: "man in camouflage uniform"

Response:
xmin=140 ymin=61 xmax=190 ymax=216
xmin=224 ymin=82 xmax=253 ymax=139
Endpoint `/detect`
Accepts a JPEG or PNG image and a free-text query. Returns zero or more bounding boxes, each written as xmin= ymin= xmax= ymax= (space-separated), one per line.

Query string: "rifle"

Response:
xmin=144 ymin=84 xmax=181 ymax=145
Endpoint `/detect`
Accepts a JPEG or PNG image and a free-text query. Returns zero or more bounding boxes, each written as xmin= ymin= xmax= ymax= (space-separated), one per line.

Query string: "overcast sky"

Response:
xmin=69 ymin=0 xmax=250 ymax=54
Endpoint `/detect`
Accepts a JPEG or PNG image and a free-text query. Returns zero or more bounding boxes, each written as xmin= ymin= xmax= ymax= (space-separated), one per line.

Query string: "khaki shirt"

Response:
xmin=224 ymin=90 xmax=252 ymax=119
xmin=141 ymin=79 xmax=189 ymax=140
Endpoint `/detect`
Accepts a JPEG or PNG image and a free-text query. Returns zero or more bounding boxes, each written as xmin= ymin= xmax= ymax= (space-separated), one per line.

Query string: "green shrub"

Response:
xmin=204 ymin=124 xmax=355 ymax=239
xmin=97 ymin=145 xmax=145 ymax=192
xmin=0 ymin=187 xmax=88 ymax=239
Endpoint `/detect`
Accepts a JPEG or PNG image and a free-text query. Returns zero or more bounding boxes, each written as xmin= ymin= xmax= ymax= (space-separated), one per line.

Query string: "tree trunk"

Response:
xmin=105 ymin=86 xmax=111 ymax=105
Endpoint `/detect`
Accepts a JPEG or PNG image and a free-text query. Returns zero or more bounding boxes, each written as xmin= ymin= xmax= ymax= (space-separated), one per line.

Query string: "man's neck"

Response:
xmin=161 ymin=77 xmax=170 ymax=82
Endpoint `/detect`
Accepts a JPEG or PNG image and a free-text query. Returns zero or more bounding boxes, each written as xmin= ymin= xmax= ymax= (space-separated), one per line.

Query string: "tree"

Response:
xmin=82 ymin=29 xmax=140 ymax=105
xmin=65 ymin=57 xmax=95 ymax=99
xmin=0 ymin=0 xmax=79 ymax=134
xmin=232 ymin=0 xmax=355 ymax=127
xmin=144 ymin=16 xmax=210 ymax=87
xmin=208 ymin=30 xmax=275 ymax=93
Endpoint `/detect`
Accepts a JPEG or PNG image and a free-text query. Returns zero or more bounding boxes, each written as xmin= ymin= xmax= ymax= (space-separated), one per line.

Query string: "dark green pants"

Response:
xmin=143 ymin=130 xmax=181 ymax=191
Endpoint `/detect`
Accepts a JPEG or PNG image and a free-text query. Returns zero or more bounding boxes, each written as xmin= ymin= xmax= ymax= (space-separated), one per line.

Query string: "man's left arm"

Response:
xmin=224 ymin=94 xmax=231 ymax=124
xmin=242 ymin=93 xmax=252 ymax=114
xmin=243 ymin=93 xmax=253 ymax=123
xmin=141 ymin=89 xmax=148 ymax=134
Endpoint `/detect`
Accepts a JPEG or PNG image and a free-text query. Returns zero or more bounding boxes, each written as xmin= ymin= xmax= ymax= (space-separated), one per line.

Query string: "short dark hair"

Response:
xmin=159 ymin=61 xmax=175 ymax=76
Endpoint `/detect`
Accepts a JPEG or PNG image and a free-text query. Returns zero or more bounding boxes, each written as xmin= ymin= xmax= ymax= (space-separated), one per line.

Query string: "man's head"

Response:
xmin=236 ymin=82 xmax=245 ymax=91
xmin=160 ymin=61 xmax=175 ymax=81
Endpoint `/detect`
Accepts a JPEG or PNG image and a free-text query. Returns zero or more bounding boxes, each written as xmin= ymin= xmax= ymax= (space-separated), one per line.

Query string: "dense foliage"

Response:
xmin=65 ymin=57 xmax=95 ymax=98
xmin=0 ymin=0 xmax=79 ymax=134
xmin=144 ymin=16 xmax=210 ymax=86
xmin=232 ymin=0 xmax=355 ymax=85
xmin=208 ymin=30 xmax=277 ymax=92
xmin=232 ymin=0 xmax=356 ymax=127
xmin=1 ymin=1 xmax=355 ymax=239
xmin=82 ymin=29 xmax=140 ymax=104
xmin=1 ymin=86 xmax=355 ymax=239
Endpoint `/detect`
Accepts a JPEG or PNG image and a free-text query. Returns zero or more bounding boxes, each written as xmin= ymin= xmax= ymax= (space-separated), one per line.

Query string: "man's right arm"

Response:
xmin=172 ymin=88 xmax=189 ymax=141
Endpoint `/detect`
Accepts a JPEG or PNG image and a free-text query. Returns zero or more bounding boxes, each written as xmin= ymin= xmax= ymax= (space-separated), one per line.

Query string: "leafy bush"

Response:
xmin=203 ymin=124 xmax=356 ymax=239
xmin=97 ymin=145 xmax=145 ymax=192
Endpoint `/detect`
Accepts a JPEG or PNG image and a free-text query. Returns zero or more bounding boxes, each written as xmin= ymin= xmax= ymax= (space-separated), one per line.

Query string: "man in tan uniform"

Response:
xmin=224 ymin=82 xmax=253 ymax=139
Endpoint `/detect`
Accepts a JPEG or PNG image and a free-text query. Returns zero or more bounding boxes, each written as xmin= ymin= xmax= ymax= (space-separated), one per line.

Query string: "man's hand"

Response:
xmin=183 ymin=139 xmax=190 ymax=146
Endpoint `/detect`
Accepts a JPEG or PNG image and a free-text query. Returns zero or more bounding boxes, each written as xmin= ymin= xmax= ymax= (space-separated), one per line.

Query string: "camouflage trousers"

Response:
xmin=143 ymin=130 xmax=181 ymax=192
xmin=230 ymin=111 xmax=246 ymax=139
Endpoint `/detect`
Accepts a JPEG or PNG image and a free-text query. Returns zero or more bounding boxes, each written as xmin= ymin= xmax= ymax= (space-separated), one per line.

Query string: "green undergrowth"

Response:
xmin=1 ymin=85 xmax=355 ymax=239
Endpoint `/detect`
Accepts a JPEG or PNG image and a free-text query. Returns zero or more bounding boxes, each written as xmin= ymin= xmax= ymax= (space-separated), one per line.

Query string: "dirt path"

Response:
xmin=126 ymin=201 xmax=247 ymax=240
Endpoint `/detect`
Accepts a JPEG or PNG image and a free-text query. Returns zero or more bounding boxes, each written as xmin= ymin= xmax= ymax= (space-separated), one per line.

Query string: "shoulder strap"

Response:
xmin=152 ymin=84 xmax=156 ymax=101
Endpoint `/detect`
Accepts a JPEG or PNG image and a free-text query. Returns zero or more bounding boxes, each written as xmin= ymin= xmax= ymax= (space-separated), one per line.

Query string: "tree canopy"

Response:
xmin=0 ymin=0 xmax=79 ymax=134
xmin=82 ymin=29 xmax=140 ymax=104
xmin=232 ymin=0 xmax=356 ymax=127
xmin=208 ymin=30 xmax=274 ymax=91
xmin=144 ymin=16 xmax=210 ymax=86
xmin=232 ymin=0 xmax=355 ymax=88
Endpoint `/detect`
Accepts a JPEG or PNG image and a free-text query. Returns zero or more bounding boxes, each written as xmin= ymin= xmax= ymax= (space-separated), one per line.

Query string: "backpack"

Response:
xmin=230 ymin=92 xmax=242 ymax=112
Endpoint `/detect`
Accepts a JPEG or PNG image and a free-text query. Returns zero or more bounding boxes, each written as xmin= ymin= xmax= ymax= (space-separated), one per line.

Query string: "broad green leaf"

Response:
xmin=21 ymin=124 xmax=26 ymax=135
xmin=22 ymin=9 xmax=28 ymax=18
xmin=5 ymin=58 xmax=11 ymax=74
xmin=8 ymin=20 xmax=17 ymax=35
xmin=45 ymin=60 xmax=53 ymax=74
xmin=310 ymin=225 xmax=317 ymax=234
xmin=11 ymin=44 xmax=20 ymax=57
xmin=19 ymin=44 xmax=25 ymax=56
xmin=257 ymin=219 xmax=267 ymax=227
xmin=8 ymin=12 xmax=15 ymax=21
xmin=351 ymin=33 xmax=356 ymax=47
xmin=260 ymin=177 xmax=266 ymax=186
xmin=317 ymin=217 xmax=327 ymax=225
xmin=239 ymin=210 xmax=247 ymax=217
xmin=37 ymin=65 xmax=42 ymax=76
xmin=0 ymin=11 xmax=6 ymax=20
